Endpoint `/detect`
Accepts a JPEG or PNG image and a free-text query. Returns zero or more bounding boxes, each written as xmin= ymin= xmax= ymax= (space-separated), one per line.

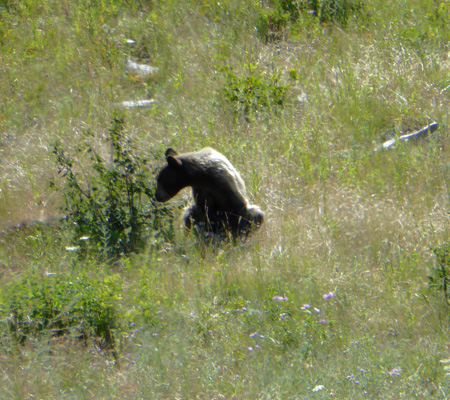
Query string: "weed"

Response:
xmin=429 ymin=243 xmax=450 ymax=305
xmin=1 ymin=271 xmax=123 ymax=347
xmin=256 ymin=0 xmax=363 ymax=41
xmin=51 ymin=117 xmax=177 ymax=258
xmin=263 ymin=291 xmax=329 ymax=356
xmin=315 ymin=0 xmax=363 ymax=25
xmin=221 ymin=64 xmax=288 ymax=119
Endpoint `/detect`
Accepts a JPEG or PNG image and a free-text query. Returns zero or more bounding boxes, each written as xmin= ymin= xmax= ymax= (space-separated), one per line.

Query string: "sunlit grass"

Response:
xmin=1 ymin=0 xmax=450 ymax=398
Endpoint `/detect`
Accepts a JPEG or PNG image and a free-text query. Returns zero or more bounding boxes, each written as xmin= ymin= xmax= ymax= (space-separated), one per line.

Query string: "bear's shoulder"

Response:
xmin=179 ymin=147 xmax=233 ymax=170
xmin=178 ymin=148 xmax=247 ymax=195
xmin=180 ymin=147 xmax=221 ymax=161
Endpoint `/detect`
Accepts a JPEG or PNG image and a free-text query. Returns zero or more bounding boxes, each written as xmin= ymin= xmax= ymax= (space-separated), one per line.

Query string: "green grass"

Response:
xmin=2 ymin=0 xmax=450 ymax=398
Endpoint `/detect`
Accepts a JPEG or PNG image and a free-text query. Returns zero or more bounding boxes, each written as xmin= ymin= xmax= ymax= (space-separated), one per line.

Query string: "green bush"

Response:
xmin=221 ymin=64 xmax=288 ymax=119
xmin=1 ymin=272 xmax=123 ymax=347
xmin=51 ymin=117 xmax=177 ymax=258
xmin=315 ymin=0 xmax=363 ymax=25
xmin=429 ymin=243 xmax=450 ymax=304
xmin=257 ymin=0 xmax=363 ymax=39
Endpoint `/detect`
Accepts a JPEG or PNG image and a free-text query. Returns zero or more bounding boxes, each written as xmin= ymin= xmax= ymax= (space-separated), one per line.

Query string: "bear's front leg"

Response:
xmin=183 ymin=204 xmax=218 ymax=236
xmin=183 ymin=204 xmax=198 ymax=231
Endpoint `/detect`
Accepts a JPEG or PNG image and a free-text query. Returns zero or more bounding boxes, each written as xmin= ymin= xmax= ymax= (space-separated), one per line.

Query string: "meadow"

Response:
xmin=1 ymin=0 xmax=450 ymax=398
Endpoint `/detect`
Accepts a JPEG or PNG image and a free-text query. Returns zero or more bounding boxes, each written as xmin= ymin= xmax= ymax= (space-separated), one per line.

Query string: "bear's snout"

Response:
xmin=155 ymin=185 xmax=170 ymax=202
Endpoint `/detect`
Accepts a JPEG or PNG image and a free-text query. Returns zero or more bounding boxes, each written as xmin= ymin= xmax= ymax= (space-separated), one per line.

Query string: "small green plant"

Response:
xmin=256 ymin=0 xmax=363 ymax=39
xmin=2 ymin=271 xmax=123 ymax=347
xmin=429 ymin=243 xmax=450 ymax=304
xmin=51 ymin=117 xmax=176 ymax=258
xmin=256 ymin=7 xmax=290 ymax=43
xmin=315 ymin=0 xmax=363 ymax=26
xmin=221 ymin=64 xmax=288 ymax=119
xmin=263 ymin=292 xmax=329 ymax=355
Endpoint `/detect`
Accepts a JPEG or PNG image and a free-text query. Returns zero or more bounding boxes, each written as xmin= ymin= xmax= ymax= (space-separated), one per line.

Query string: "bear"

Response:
xmin=155 ymin=147 xmax=264 ymax=237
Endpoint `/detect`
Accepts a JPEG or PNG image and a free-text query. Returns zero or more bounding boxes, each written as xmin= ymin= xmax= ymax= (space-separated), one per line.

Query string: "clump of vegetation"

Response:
xmin=221 ymin=64 xmax=288 ymax=119
xmin=262 ymin=293 xmax=329 ymax=354
xmin=257 ymin=0 xmax=363 ymax=41
xmin=1 ymin=271 xmax=123 ymax=347
xmin=429 ymin=243 xmax=450 ymax=304
xmin=312 ymin=0 xmax=363 ymax=25
xmin=51 ymin=117 xmax=177 ymax=258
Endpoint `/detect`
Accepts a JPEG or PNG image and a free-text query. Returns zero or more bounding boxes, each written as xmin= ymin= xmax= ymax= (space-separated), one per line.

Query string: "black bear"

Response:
xmin=155 ymin=147 xmax=264 ymax=236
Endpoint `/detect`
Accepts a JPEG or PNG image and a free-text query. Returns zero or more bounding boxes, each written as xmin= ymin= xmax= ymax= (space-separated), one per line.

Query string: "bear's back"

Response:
xmin=183 ymin=147 xmax=247 ymax=198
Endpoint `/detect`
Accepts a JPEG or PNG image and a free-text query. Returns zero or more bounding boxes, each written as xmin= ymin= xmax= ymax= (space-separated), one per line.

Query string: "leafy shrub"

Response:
xmin=1 ymin=272 xmax=123 ymax=347
xmin=221 ymin=64 xmax=288 ymax=119
xmin=51 ymin=117 xmax=177 ymax=258
xmin=429 ymin=243 xmax=450 ymax=304
xmin=315 ymin=0 xmax=363 ymax=26
xmin=256 ymin=6 xmax=290 ymax=43
xmin=257 ymin=0 xmax=363 ymax=39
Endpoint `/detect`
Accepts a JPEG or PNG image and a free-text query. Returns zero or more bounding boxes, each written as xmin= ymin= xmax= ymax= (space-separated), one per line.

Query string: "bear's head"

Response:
xmin=155 ymin=148 xmax=188 ymax=202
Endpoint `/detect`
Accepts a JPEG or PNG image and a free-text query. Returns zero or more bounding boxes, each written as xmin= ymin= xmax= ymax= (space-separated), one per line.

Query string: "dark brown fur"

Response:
xmin=155 ymin=147 xmax=264 ymax=236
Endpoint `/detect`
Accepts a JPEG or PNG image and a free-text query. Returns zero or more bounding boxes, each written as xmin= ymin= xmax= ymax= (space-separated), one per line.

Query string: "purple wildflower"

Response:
xmin=302 ymin=304 xmax=311 ymax=309
xmin=319 ymin=319 xmax=327 ymax=323
xmin=272 ymin=296 xmax=289 ymax=301
xmin=323 ymin=292 xmax=334 ymax=299
xmin=389 ymin=368 xmax=401 ymax=376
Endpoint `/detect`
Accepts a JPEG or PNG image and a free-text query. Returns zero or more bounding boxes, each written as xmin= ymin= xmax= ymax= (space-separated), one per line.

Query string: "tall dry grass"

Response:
xmin=1 ymin=0 xmax=450 ymax=398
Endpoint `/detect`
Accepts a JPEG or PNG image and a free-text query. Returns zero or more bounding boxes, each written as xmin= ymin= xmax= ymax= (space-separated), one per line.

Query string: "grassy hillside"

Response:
xmin=1 ymin=0 xmax=450 ymax=398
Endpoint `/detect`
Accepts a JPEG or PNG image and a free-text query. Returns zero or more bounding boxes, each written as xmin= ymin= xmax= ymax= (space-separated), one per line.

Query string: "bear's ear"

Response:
xmin=165 ymin=148 xmax=178 ymax=158
xmin=167 ymin=155 xmax=182 ymax=168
